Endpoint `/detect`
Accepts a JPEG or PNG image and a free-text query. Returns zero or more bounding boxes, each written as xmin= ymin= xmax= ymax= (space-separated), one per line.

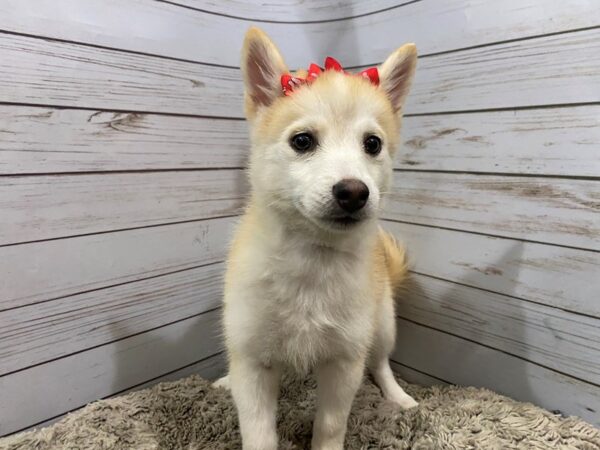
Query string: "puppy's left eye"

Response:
xmin=364 ymin=135 xmax=382 ymax=156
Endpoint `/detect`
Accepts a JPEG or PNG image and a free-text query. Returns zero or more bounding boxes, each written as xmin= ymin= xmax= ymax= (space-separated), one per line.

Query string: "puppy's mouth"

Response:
xmin=324 ymin=214 xmax=365 ymax=228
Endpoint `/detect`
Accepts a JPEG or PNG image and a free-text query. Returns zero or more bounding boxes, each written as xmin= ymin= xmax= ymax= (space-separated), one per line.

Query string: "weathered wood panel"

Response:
xmin=389 ymin=360 xmax=449 ymax=387
xmin=168 ymin=0 xmax=406 ymax=22
xmin=0 ymin=170 xmax=246 ymax=246
xmin=15 ymin=352 xmax=227 ymax=436
xmin=1 ymin=0 xmax=599 ymax=67
xmin=406 ymin=28 xmax=600 ymax=114
xmin=0 ymin=34 xmax=244 ymax=117
xmin=397 ymin=273 xmax=600 ymax=384
xmin=392 ymin=318 xmax=600 ymax=426
xmin=118 ymin=352 xmax=227 ymax=395
xmin=0 ymin=309 xmax=222 ymax=436
xmin=0 ymin=106 xmax=248 ymax=174
xmin=1 ymin=216 xmax=236 ymax=310
xmin=2 ymin=30 xmax=598 ymax=118
xmin=0 ymin=263 xmax=224 ymax=375
xmin=2 ymin=104 xmax=598 ymax=177
xmin=400 ymin=106 xmax=600 ymax=176
xmin=382 ymin=221 xmax=600 ymax=317
xmin=385 ymin=172 xmax=600 ymax=250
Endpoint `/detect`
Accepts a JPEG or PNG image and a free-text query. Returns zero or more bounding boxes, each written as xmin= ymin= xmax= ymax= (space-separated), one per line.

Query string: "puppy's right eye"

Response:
xmin=290 ymin=132 xmax=316 ymax=153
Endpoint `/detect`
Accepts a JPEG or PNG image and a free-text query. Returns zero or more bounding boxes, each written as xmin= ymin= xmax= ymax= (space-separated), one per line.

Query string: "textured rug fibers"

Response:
xmin=2 ymin=372 xmax=599 ymax=449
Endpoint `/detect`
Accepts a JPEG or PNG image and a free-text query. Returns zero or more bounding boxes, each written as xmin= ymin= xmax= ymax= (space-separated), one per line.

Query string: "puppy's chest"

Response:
xmin=256 ymin=247 xmax=373 ymax=368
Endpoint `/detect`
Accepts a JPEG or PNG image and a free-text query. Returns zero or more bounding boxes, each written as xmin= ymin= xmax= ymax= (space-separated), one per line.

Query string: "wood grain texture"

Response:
xmin=0 ymin=106 xmax=248 ymax=174
xmin=398 ymin=273 xmax=600 ymax=384
xmin=0 ymin=263 xmax=224 ymax=376
xmin=167 ymin=0 xmax=407 ymax=21
xmin=1 ymin=216 xmax=236 ymax=311
xmin=389 ymin=360 xmax=449 ymax=387
xmin=406 ymin=27 xmax=600 ymax=114
xmin=118 ymin=352 xmax=227 ymax=395
xmin=0 ymin=34 xmax=244 ymax=116
xmin=392 ymin=318 xmax=600 ymax=426
xmin=385 ymin=172 xmax=600 ymax=250
xmin=0 ymin=170 xmax=246 ymax=246
xmin=383 ymin=221 xmax=600 ymax=317
xmin=0 ymin=309 xmax=222 ymax=436
xmin=17 ymin=352 xmax=227 ymax=436
xmin=2 ymin=29 xmax=598 ymax=118
xmin=2 ymin=104 xmax=597 ymax=177
xmin=399 ymin=106 xmax=600 ymax=176
xmin=1 ymin=0 xmax=599 ymax=67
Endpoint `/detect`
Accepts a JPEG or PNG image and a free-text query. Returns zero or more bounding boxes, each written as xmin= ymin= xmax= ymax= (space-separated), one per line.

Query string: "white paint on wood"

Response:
xmin=119 ymin=352 xmax=227 ymax=394
xmin=0 ymin=106 xmax=248 ymax=174
xmin=385 ymin=172 xmax=600 ymax=250
xmin=1 ymin=0 xmax=599 ymax=67
xmin=2 ymin=30 xmax=598 ymax=118
xmin=0 ymin=309 xmax=223 ymax=436
xmin=0 ymin=263 xmax=224 ymax=376
xmin=0 ymin=34 xmax=244 ymax=117
xmin=2 ymin=104 xmax=597 ymax=177
xmin=389 ymin=360 xmax=449 ymax=387
xmin=398 ymin=273 xmax=600 ymax=384
xmin=382 ymin=221 xmax=600 ymax=317
xmin=392 ymin=318 xmax=600 ymax=426
xmin=1 ymin=216 xmax=236 ymax=310
xmin=400 ymin=106 xmax=600 ymax=176
xmin=0 ymin=170 xmax=246 ymax=246
xmin=406 ymin=28 xmax=600 ymax=114
xmin=169 ymin=0 xmax=406 ymax=22
xmin=13 ymin=352 xmax=227 ymax=436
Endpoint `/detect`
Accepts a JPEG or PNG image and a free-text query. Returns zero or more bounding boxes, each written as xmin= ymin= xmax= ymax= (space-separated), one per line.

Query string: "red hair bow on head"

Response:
xmin=281 ymin=56 xmax=379 ymax=96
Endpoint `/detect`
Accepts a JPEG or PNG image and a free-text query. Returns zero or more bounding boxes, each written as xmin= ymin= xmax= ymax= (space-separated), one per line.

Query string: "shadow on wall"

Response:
xmin=395 ymin=241 xmax=541 ymax=407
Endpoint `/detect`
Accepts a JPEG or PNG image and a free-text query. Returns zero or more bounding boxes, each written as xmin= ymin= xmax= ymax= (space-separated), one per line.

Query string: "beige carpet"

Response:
xmin=2 ymin=373 xmax=599 ymax=449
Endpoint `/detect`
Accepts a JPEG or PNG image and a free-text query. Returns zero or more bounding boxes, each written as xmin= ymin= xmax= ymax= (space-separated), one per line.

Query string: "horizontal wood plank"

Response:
xmin=2 ymin=30 xmax=599 ymax=117
xmin=385 ymin=172 xmax=600 ymax=250
xmin=0 ymin=170 xmax=246 ymax=246
xmin=0 ymin=34 xmax=244 ymax=117
xmin=1 ymin=0 xmax=599 ymax=67
xmin=0 ymin=309 xmax=223 ymax=436
xmin=406 ymin=28 xmax=600 ymax=114
xmin=12 ymin=352 xmax=227 ymax=436
xmin=2 ymin=104 xmax=598 ymax=177
xmin=383 ymin=221 xmax=600 ymax=317
xmin=167 ymin=0 xmax=406 ymax=22
xmin=397 ymin=273 xmax=600 ymax=384
xmin=0 ymin=106 xmax=248 ymax=174
xmin=1 ymin=216 xmax=236 ymax=311
xmin=120 ymin=352 xmax=227 ymax=395
xmin=392 ymin=318 xmax=600 ymax=426
xmin=400 ymin=106 xmax=600 ymax=176
xmin=0 ymin=263 xmax=224 ymax=376
xmin=389 ymin=360 xmax=449 ymax=387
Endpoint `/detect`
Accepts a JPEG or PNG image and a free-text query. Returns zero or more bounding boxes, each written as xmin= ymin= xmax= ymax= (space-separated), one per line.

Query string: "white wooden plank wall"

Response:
xmin=0 ymin=0 xmax=598 ymax=436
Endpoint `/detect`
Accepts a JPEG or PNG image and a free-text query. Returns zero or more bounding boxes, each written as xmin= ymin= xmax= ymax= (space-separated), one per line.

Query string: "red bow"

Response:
xmin=281 ymin=57 xmax=379 ymax=96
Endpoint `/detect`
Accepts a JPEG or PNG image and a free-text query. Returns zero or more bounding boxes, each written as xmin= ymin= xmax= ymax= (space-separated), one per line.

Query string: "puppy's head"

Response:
xmin=242 ymin=27 xmax=417 ymax=234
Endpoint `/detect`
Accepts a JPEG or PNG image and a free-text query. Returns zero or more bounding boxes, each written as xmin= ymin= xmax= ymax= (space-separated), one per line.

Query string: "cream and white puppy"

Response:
xmin=214 ymin=27 xmax=418 ymax=450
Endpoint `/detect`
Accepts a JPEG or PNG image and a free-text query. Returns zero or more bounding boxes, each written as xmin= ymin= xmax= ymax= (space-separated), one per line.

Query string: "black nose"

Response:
xmin=332 ymin=179 xmax=369 ymax=213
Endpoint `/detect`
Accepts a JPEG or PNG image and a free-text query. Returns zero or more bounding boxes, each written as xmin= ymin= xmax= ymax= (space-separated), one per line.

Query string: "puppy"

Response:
xmin=214 ymin=27 xmax=418 ymax=450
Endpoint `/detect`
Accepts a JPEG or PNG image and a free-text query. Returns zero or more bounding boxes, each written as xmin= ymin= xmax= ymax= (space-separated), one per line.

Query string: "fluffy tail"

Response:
xmin=378 ymin=227 xmax=409 ymax=294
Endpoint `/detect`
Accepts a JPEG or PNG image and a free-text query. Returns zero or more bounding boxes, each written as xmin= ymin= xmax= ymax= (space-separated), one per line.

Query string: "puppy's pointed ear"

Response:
xmin=379 ymin=44 xmax=417 ymax=113
xmin=242 ymin=27 xmax=288 ymax=119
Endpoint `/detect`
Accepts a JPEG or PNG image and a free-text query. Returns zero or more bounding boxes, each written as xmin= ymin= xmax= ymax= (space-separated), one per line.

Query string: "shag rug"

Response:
xmin=2 ymin=373 xmax=599 ymax=449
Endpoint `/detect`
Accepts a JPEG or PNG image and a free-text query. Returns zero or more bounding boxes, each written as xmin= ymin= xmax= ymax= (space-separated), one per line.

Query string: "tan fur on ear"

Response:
xmin=379 ymin=43 xmax=417 ymax=113
xmin=241 ymin=27 xmax=288 ymax=120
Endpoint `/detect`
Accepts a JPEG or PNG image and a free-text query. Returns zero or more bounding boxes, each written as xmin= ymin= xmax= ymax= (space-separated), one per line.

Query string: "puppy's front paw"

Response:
xmin=212 ymin=375 xmax=231 ymax=390
xmin=392 ymin=393 xmax=418 ymax=410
